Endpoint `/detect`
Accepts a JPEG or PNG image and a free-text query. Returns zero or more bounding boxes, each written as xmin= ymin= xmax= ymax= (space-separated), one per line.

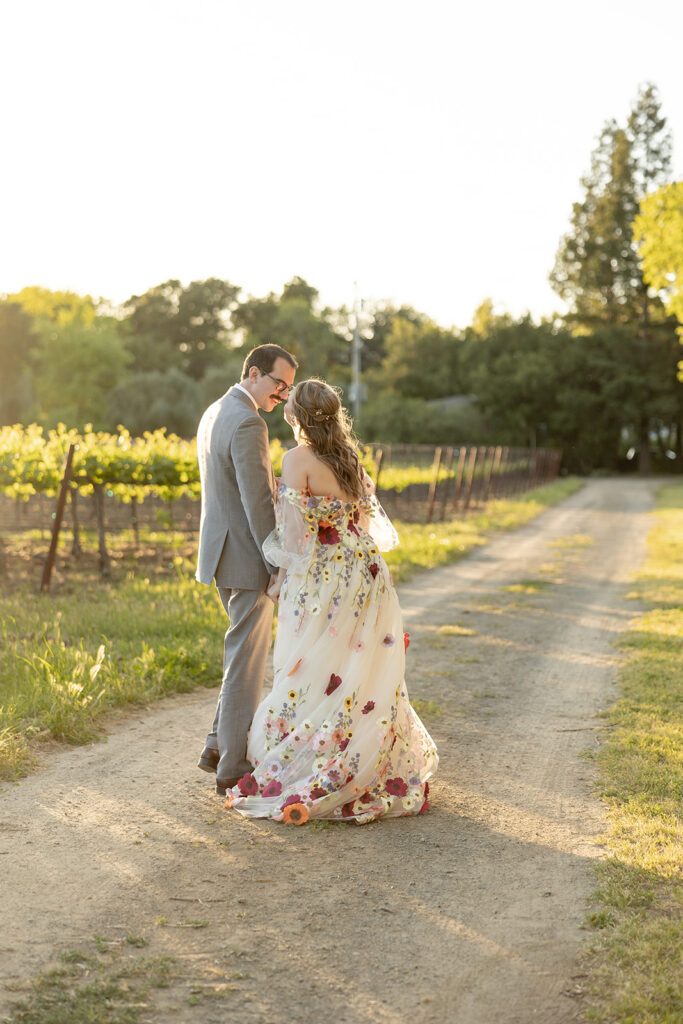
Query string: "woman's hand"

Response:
xmin=266 ymin=569 xmax=285 ymax=602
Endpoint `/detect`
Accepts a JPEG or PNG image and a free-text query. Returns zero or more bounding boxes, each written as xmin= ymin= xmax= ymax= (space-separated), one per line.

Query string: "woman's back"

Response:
xmin=282 ymin=444 xmax=370 ymax=502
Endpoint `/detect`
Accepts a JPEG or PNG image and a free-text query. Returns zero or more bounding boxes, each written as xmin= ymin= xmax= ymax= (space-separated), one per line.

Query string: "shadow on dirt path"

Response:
xmin=0 ymin=477 xmax=655 ymax=1023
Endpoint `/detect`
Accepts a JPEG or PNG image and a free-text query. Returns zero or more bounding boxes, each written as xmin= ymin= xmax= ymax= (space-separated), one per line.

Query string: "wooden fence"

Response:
xmin=0 ymin=444 xmax=561 ymax=539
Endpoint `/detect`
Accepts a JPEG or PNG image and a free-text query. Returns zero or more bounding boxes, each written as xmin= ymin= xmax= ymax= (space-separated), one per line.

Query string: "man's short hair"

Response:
xmin=241 ymin=344 xmax=298 ymax=379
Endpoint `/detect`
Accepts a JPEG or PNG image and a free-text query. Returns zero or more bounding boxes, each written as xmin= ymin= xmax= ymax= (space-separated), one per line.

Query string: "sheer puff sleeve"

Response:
xmin=362 ymin=494 xmax=399 ymax=552
xmin=262 ymin=487 xmax=316 ymax=576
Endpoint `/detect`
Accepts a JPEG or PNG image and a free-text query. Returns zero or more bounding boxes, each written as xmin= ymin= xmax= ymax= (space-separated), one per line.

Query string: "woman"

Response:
xmin=224 ymin=379 xmax=438 ymax=825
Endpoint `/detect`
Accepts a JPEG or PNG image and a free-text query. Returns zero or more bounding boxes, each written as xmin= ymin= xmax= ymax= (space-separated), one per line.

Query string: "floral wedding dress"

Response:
xmin=224 ymin=486 xmax=438 ymax=825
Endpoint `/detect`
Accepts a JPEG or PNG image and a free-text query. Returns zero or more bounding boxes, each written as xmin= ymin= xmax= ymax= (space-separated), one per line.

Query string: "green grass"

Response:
xmin=0 ymin=477 xmax=582 ymax=780
xmin=0 ymin=555 xmax=225 ymax=780
xmin=581 ymin=482 xmax=683 ymax=1024
xmin=5 ymin=944 xmax=175 ymax=1024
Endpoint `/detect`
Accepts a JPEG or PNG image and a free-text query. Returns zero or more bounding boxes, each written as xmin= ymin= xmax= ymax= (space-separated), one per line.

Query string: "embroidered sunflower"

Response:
xmin=334 ymin=551 xmax=344 ymax=562
xmin=288 ymin=689 xmax=297 ymax=701
xmin=356 ymin=550 xmax=365 ymax=559
xmin=344 ymin=696 xmax=353 ymax=709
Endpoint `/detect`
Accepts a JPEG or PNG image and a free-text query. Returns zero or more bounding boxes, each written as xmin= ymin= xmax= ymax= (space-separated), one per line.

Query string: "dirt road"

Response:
xmin=0 ymin=478 xmax=655 ymax=1023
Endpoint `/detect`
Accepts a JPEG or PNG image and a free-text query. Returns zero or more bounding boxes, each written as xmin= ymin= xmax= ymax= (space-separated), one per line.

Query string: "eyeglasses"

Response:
xmin=262 ymin=372 xmax=294 ymax=396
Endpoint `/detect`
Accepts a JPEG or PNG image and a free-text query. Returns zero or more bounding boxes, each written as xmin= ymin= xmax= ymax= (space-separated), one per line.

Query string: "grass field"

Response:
xmin=582 ymin=482 xmax=683 ymax=1023
xmin=0 ymin=477 xmax=581 ymax=781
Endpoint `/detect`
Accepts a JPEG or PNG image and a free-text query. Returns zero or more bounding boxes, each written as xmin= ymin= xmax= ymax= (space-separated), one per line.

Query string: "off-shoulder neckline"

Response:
xmin=281 ymin=485 xmax=372 ymax=506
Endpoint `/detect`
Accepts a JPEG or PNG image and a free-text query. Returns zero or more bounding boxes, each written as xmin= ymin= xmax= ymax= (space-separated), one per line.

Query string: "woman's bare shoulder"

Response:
xmin=282 ymin=445 xmax=317 ymax=487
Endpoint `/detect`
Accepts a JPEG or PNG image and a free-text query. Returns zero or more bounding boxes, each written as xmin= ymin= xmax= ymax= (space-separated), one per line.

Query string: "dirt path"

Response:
xmin=0 ymin=478 xmax=655 ymax=1024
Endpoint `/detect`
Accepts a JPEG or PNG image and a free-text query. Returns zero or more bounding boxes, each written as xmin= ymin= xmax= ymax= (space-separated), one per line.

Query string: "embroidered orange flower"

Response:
xmin=223 ymin=795 xmax=234 ymax=809
xmin=282 ymin=802 xmax=310 ymax=825
xmin=287 ymin=658 xmax=303 ymax=677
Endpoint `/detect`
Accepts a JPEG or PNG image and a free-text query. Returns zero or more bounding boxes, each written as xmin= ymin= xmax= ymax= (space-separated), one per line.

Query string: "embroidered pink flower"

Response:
xmin=362 ymin=700 xmax=375 ymax=714
xmin=353 ymin=640 xmax=365 ymax=652
xmin=318 ymin=521 xmax=340 ymax=545
xmin=404 ymin=632 xmax=410 ymax=651
xmin=261 ymin=780 xmax=283 ymax=798
xmin=369 ymin=562 xmax=379 ymax=578
xmin=325 ymin=673 xmax=342 ymax=695
xmin=237 ymin=773 xmax=259 ymax=796
xmin=385 ymin=777 xmax=408 ymax=797
xmin=331 ymin=728 xmax=344 ymax=744
xmin=281 ymin=793 xmax=302 ymax=809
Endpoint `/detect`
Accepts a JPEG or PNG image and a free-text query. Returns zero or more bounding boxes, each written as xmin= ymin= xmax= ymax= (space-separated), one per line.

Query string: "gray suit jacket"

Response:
xmin=195 ymin=386 xmax=276 ymax=590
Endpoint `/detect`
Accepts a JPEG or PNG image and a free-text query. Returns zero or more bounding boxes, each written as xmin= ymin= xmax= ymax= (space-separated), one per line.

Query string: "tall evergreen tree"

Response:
xmin=550 ymin=83 xmax=678 ymax=471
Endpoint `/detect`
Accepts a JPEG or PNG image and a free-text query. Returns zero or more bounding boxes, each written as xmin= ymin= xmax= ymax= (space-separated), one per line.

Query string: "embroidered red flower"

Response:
xmin=281 ymin=793 xmax=303 ymax=809
xmin=385 ymin=777 xmax=408 ymax=797
xmin=359 ymin=792 xmax=374 ymax=804
xmin=368 ymin=562 xmax=379 ymax=578
xmin=404 ymin=632 xmax=410 ymax=651
xmin=325 ymin=673 xmax=342 ymax=695
xmin=419 ymin=797 xmax=430 ymax=814
xmin=237 ymin=773 xmax=258 ymax=796
xmin=339 ymin=737 xmax=350 ymax=751
xmin=261 ymin=780 xmax=283 ymax=798
xmin=361 ymin=701 xmax=375 ymax=714
xmin=341 ymin=801 xmax=356 ymax=818
xmin=309 ymin=786 xmax=327 ymax=800
xmin=318 ymin=520 xmax=340 ymax=545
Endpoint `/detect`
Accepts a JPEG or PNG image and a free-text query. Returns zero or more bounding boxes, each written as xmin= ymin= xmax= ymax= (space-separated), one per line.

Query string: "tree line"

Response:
xmin=1 ymin=83 xmax=681 ymax=474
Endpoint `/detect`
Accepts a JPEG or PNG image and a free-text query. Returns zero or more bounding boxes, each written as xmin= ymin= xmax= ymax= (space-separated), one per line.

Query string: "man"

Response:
xmin=195 ymin=343 xmax=297 ymax=795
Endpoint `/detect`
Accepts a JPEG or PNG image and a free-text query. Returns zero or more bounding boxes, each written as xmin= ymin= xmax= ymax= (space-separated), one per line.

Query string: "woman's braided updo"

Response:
xmin=290 ymin=379 xmax=364 ymax=499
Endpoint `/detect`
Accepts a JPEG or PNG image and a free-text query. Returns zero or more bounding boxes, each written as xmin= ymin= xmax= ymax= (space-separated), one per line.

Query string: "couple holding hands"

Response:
xmin=195 ymin=344 xmax=437 ymax=826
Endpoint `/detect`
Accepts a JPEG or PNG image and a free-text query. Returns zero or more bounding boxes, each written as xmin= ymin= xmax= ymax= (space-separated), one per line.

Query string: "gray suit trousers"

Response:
xmin=205 ymin=587 xmax=274 ymax=780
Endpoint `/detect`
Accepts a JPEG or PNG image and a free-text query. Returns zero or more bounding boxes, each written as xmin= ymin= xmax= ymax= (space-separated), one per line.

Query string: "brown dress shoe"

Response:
xmin=216 ymin=777 xmax=241 ymax=797
xmin=197 ymin=746 xmax=220 ymax=774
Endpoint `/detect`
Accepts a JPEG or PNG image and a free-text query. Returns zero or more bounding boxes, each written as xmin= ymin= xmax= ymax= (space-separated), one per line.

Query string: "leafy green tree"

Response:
xmin=121 ymin=278 xmax=240 ymax=378
xmin=379 ymin=314 xmax=462 ymax=400
xmin=0 ymin=301 xmax=38 ymax=425
xmin=550 ymin=83 xmax=679 ymax=470
xmin=6 ymin=286 xmax=97 ymax=326
xmin=634 ymin=181 xmax=683 ymax=338
xmin=35 ymin=320 xmax=131 ymax=430
xmin=233 ymin=278 xmax=347 ymax=383
xmin=106 ymin=367 xmax=203 ymax=438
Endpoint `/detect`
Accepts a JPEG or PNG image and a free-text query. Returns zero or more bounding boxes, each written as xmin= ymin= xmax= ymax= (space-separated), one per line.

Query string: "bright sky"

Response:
xmin=2 ymin=0 xmax=682 ymax=330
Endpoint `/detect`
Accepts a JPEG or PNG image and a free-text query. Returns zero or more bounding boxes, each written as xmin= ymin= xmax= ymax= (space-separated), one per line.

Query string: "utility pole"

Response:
xmin=351 ymin=282 xmax=362 ymax=422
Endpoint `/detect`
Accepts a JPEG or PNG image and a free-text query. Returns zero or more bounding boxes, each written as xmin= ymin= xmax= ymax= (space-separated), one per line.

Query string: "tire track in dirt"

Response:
xmin=0 ymin=477 xmax=654 ymax=1023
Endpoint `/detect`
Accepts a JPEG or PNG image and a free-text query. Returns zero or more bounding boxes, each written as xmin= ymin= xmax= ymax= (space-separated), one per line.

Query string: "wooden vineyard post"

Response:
xmin=439 ymin=446 xmax=455 ymax=520
xmin=374 ymin=447 xmax=385 ymax=495
xmin=40 ymin=443 xmax=76 ymax=593
xmin=489 ymin=445 xmax=504 ymax=499
xmin=451 ymin=446 xmax=467 ymax=514
xmin=462 ymin=446 xmax=479 ymax=513
xmin=425 ymin=447 xmax=443 ymax=524
xmin=92 ymin=483 xmax=112 ymax=579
